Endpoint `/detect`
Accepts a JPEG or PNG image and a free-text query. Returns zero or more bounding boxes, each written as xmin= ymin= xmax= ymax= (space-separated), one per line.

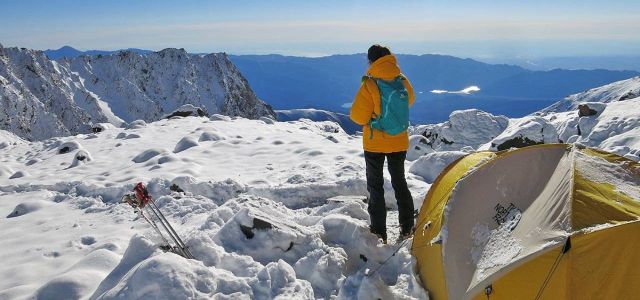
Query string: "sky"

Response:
xmin=1 ymin=0 xmax=640 ymax=58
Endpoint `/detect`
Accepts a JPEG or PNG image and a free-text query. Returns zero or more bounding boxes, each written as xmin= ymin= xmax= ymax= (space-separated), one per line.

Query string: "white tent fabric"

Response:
xmin=441 ymin=146 xmax=573 ymax=299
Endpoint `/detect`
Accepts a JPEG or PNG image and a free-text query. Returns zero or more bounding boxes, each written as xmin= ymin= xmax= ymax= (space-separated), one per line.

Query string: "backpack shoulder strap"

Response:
xmin=361 ymin=75 xmax=373 ymax=83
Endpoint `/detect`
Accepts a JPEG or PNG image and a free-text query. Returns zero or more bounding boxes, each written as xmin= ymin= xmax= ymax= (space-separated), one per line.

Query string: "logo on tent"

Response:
xmin=493 ymin=203 xmax=522 ymax=231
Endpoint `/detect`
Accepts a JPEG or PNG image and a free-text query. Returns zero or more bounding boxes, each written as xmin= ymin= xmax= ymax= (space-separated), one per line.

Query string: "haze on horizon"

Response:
xmin=2 ymin=0 xmax=640 ymax=59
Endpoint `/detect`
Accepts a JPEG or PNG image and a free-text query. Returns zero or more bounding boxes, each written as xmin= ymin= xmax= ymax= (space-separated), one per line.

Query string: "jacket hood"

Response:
xmin=367 ymin=54 xmax=401 ymax=80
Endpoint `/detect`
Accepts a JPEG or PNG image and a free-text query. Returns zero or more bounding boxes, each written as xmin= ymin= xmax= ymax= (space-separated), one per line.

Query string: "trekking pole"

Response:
xmin=122 ymin=194 xmax=174 ymax=251
xmin=126 ymin=183 xmax=195 ymax=259
xmin=138 ymin=207 xmax=174 ymax=250
xmin=145 ymin=201 xmax=194 ymax=259
xmin=148 ymin=198 xmax=194 ymax=259
xmin=366 ymin=238 xmax=410 ymax=277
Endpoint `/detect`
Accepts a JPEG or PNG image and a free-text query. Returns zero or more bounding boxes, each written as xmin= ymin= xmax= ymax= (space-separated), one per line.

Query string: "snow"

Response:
xmin=599 ymin=127 xmax=640 ymax=161
xmin=0 ymin=116 xmax=428 ymax=299
xmin=173 ymin=137 xmax=200 ymax=153
xmin=0 ymin=130 xmax=25 ymax=148
xmin=481 ymin=116 xmax=559 ymax=151
xmin=408 ymin=151 xmax=467 ymax=183
xmin=1 ymin=46 xmax=274 ymax=141
xmin=470 ymin=217 xmax=524 ymax=282
xmin=406 ymin=135 xmax=435 ymax=161
xmin=575 ymin=150 xmax=640 ymax=201
xmin=408 ymin=77 xmax=639 ymax=160
xmin=276 ymin=109 xmax=361 ymax=134
xmin=1 ymin=51 xmax=639 ymax=299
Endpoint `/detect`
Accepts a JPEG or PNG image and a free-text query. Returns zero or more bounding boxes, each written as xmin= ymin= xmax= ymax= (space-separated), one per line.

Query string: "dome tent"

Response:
xmin=412 ymin=144 xmax=640 ymax=299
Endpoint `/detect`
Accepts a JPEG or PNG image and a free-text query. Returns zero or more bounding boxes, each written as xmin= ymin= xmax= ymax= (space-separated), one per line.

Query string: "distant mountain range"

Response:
xmin=43 ymin=46 xmax=640 ymax=124
xmin=229 ymin=54 xmax=638 ymax=123
xmin=478 ymin=56 xmax=640 ymax=72
xmin=44 ymin=46 xmax=153 ymax=60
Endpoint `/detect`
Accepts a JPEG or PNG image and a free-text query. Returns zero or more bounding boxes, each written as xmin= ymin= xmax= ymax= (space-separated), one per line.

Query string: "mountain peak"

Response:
xmin=57 ymin=45 xmax=78 ymax=51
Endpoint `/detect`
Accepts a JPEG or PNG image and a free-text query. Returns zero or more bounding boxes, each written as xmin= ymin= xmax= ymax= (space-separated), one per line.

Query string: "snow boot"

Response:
xmin=369 ymin=225 xmax=387 ymax=244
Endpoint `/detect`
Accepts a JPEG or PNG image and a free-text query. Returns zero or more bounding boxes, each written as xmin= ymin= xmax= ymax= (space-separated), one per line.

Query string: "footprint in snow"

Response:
xmin=9 ymin=170 xmax=29 ymax=179
xmin=81 ymin=236 xmax=96 ymax=246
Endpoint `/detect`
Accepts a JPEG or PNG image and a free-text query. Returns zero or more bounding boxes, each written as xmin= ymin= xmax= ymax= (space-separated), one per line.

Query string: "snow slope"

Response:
xmin=0 ymin=115 xmax=429 ymax=299
xmin=0 ymin=45 xmax=274 ymax=141
xmin=538 ymin=76 xmax=640 ymax=114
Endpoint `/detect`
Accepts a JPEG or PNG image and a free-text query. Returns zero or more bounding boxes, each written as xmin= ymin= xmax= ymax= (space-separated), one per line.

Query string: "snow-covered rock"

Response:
xmin=574 ymin=98 xmax=640 ymax=159
xmin=483 ymin=116 xmax=559 ymax=151
xmin=91 ymin=123 xmax=116 ymax=133
xmin=599 ymin=127 xmax=640 ymax=161
xmin=69 ymin=150 xmax=93 ymax=168
xmin=411 ymin=109 xmax=509 ymax=153
xmin=536 ymin=77 xmax=640 ymax=160
xmin=163 ymin=104 xmax=209 ymax=119
xmin=408 ymin=151 xmax=467 ymax=183
xmin=0 ymin=46 xmax=117 ymax=140
xmin=57 ymin=140 xmax=83 ymax=154
xmin=173 ymin=136 xmax=199 ymax=153
xmin=0 ymin=46 xmax=275 ymax=141
xmin=61 ymin=48 xmax=275 ymax=123
xmin=406 ymin=135 xmax=435 ymax=161
xmin=125 ymin=120 xmax=147 ymax=130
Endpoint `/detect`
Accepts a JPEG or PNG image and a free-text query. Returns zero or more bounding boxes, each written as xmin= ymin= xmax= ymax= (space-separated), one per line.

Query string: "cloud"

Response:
xmin=431 ymin=86 xmax=481 ymax=95
xmin=3 ymin=16 xmax=639 ymax=55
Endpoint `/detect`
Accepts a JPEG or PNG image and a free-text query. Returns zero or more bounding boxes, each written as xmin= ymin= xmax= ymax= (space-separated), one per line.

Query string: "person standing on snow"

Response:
xmin=350 ymin=44 xmax=415 ymax=244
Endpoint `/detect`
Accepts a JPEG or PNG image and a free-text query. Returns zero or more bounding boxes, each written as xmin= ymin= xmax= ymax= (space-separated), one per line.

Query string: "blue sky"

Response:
xmin=1 ymin=0 xmax=639 ymax=58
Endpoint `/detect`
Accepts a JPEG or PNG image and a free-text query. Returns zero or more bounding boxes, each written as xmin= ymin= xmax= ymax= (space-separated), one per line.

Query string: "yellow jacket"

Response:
xmin=350 ymin=54 xmax=415 ymax=153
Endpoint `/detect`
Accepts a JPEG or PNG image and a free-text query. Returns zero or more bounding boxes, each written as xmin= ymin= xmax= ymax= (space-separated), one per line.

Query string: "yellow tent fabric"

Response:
xmin=412 ymin=144 xmax=640 ymax=299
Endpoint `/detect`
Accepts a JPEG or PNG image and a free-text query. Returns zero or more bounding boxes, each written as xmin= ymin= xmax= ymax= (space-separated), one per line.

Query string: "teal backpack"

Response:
xmin=365 ymin=75 xmax=410 ymax=138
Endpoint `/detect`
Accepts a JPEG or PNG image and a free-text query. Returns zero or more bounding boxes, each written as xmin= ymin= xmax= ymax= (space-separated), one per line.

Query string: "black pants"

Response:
xmin=364 ymin=151 xmax=414 ymax=239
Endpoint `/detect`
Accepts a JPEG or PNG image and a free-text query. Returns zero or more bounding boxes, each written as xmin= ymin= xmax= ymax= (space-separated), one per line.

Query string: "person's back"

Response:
xmin=349 ymin=44 xmax=415 ymax=243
